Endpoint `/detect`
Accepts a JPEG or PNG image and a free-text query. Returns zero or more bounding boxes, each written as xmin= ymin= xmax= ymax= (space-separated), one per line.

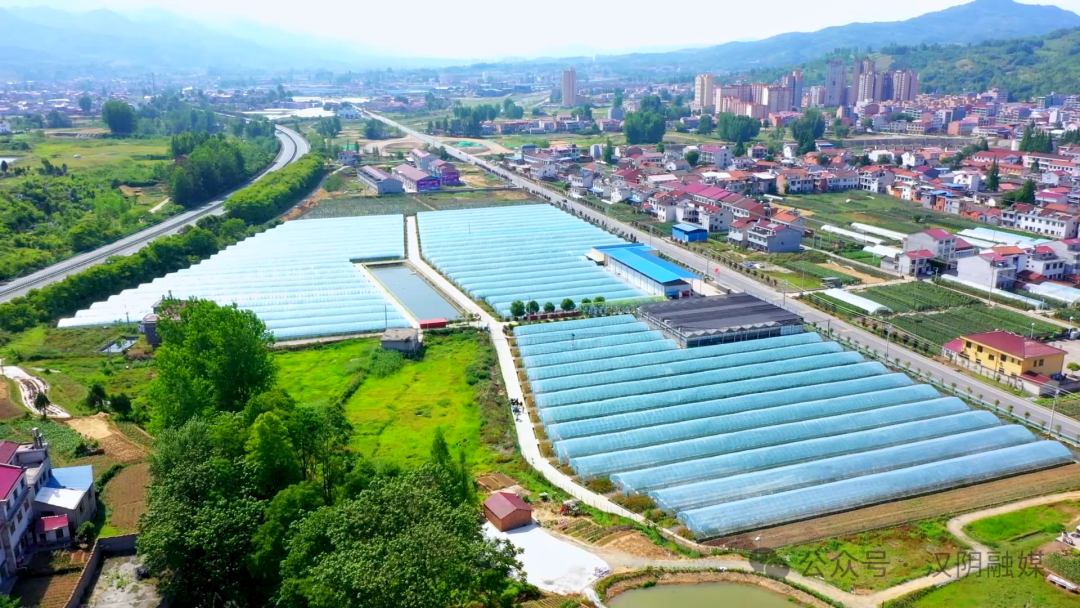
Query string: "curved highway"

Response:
xmin=0 ymin=125 xmax=310 ymax=303
xmin=367 ymin=109 xmax=1080 ymax=446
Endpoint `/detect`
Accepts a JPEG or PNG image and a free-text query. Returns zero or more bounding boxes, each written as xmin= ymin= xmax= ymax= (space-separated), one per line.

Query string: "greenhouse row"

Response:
xmin=514 ymin=316 xmax=1073 ymax=539
xmin=417 ymin=205 xmax=646 ymax=316
xmin=58 ymin=215 xmax=412 ymax=339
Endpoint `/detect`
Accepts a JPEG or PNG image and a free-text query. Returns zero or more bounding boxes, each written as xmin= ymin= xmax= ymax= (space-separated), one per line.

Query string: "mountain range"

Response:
xmin=580 ymin=0 xmax=1080 ymax=71
xmin=0 ymin=0 xmax=1078 ymax=77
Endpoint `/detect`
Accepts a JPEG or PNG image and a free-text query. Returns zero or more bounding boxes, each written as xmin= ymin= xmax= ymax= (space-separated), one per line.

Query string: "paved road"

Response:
xmin=0 ymin=125 xmax=310 ymax=302
xmin=369 ymin=110 xmax=1080 ymax=445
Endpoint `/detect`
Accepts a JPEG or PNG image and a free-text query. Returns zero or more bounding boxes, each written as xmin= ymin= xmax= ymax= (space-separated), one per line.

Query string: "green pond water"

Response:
xmin=608 ymin=583 xmax=800 ymax=608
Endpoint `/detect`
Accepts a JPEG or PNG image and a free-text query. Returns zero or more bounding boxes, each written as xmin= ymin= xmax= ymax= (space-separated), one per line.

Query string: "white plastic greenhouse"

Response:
xmin=417 ymin=205 xmax=647 ymax=317
xmin=57 ymin=216 xmax=412 ymax=339
xmin=822 ymin=288 xmax=892 ymax=314
xmin=514 ymin=316 xmax=1074 ymax=540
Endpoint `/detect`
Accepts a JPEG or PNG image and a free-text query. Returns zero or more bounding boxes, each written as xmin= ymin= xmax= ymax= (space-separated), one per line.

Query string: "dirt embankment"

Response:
xmin=601 ymin=570 xmax=832 ymax=608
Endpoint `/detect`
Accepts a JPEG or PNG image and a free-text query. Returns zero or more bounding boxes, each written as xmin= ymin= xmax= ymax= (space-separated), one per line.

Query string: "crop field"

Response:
xmin=419 ymin=195 xmax=537 ymax=212
xmin=11 ymin=569 xmax=83 ymax=608
xmin=300 ymin=195 xmax=429 ymax=219
xmin=888 ymin=306 xmax=1063 ymax=347
xmin=710 ymin=464 xmax=1080 ymax=549
xmin=781 ymin=192 xmax=990 ymax=236
xmin=860 ymin=282 xmax=979 ymax=313
xmin=779 ymin=260 xmax=860 ymax=285
xmin=777 ymin=518 xmax=969 ymax=592
xmin=101 ymin=462 xmax=150 ymax=534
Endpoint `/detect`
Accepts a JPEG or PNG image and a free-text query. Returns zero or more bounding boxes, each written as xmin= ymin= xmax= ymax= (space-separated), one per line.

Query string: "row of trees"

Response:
xmin=138 ymin=301 xmax=527 ymax=607
xmin=790 ymin=109 xmax=827 ymax=155
xmin=225 ymin=153 xmax=326 ymax=224
xmin=1018 ymin=122 xmax=1054 ymax=154
xmin=507 ymin=296 xmax=603 ymax=317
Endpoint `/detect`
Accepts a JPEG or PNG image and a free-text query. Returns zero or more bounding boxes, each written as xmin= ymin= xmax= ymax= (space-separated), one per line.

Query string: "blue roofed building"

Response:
xmin=672 ymin=223 xmax=708 ymax=243
xmin=35 ymin=465 xmax=96 ymax=530
xmin=594 ymin=244 xmax=700 ymax=298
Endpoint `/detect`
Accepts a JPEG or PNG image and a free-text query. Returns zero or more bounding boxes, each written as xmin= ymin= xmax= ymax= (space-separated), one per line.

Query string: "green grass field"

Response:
xmin=276 ymin=332 xmax=516 ymax=472
xmin=778 ymin=519 xmax=969 ymax=592
xmin=898 ymin=501 xmax=1080 ymax=608
xmin=0 ymin=135 xmax=169 ymax=176
xmin=963 ymin=501 xmax=1080 ymax=552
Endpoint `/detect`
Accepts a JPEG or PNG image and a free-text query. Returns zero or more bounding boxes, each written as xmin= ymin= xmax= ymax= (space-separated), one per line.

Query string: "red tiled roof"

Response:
xmin=991 ymin=245 xmax=1025 ymax=256
xmin=484 ymin=492 xmax=532 ymax=519
xmin=0 ymin=442 xmax=19 ymax=465
xmin=923 ymin=228 xmax=953 ymax=240
xmin=955 ymin=238 xmax=973 ymax=250
xmin=34 ymin=515 xmax=69 ymax=535
xmin=904 ymin=249 xmax=936 ymax=260
xmin=965 ymin=331 xmax=1065 ymax=359
xmin=942 ymin=338 xmax=964 ymax=354
xmin=0 ymin=465 xmax=21 ymax=501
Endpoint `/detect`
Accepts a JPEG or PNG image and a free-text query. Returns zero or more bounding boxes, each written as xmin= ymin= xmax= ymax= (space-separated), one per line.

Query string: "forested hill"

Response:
xmin=734 ymin=27 xmax=1080 ymax=102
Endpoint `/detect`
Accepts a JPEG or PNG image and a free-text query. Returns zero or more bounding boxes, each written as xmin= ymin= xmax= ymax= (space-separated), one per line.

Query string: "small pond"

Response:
xmin=98 ymin=337 xmax=138 ymax=354
xmin=369 ymin=264 xmax=461 ymax=322
xmin=608 ymin=583 xmax=798 ymax=608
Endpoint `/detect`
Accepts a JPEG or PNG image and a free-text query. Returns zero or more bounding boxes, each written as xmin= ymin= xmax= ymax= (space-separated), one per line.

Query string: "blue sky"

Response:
xmin=2 ymin=0 xmax=1078 ymax=58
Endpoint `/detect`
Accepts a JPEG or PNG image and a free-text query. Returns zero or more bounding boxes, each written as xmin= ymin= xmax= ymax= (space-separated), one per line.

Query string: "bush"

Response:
xmin=586 ymin=478 xmax=615 ymax=493
xmin=613 ymin=494 xmax=656 ymax=513
xmin=368 ymin=349 xmax=405 ymax=378
xmin=95 ymin=463 xmax=124 ymax=494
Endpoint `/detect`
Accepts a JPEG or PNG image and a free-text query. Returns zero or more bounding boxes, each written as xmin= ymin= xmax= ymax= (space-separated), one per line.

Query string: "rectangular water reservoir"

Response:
xmin=368 ymin=264 xmax=461 ymax=322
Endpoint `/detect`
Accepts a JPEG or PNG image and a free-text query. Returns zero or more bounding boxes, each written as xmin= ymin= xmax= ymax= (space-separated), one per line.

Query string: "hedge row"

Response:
xmin=224 ymin=153 xmax=326 ymax=224
xmin=0 ymin=153 xmax=324 ymax=333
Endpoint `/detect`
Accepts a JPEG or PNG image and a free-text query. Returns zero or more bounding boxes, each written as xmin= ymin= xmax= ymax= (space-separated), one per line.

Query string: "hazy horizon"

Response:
xmin=3 ymin=0 xmax=1079 ymax=60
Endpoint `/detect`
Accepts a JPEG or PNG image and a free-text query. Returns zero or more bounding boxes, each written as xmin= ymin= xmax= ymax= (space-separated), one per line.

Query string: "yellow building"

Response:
xmin=942 ymin=330 xmax=1066 ymax=395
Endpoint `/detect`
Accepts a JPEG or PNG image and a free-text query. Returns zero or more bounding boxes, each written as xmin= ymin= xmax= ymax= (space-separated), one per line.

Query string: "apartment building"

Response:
xmin=694 ymin=74 xmax=715 ymax=112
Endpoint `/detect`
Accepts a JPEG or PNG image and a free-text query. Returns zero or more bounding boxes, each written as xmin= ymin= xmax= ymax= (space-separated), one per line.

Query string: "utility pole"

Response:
xmin=1050 ymin=389 xmax=1059 ymax=437
xmin=885 ymin=323 xmax=892 ymax=360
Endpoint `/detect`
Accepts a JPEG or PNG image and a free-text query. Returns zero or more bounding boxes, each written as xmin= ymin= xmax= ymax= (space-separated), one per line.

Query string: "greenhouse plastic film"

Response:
xmin=570 ymin=398 xmax=970 ymax=478
xmin=516 ymin=322 xmax=653 ymax=347
xmin=611 ymin=411 xmax=1002 ymax=495
xmin=535 ymin=351 xmax=865 ymax=409
xmin=518 ymin=330 xmax=666 ymax=359
xmin=650 ymin=425 xmax=1035 ymax=512
xmin=547 ymin=374 xmax=915 ymax=442
xmin=513 ymin=315 xmax=637 ymax=337
xmin=532 ymin=342 xmax=842 ymax=395
xmin=526 ymin=333 xmax=822 ymax=382
xmin=678 ymin=441 xmax=1073 ymax=539
xmin=552 ymin=384 xmax=940 ymax=462
xmin=522 ymin=340 xmax=677 ymax=370
xmin=540 ymin=361 xmax=888 ymax=425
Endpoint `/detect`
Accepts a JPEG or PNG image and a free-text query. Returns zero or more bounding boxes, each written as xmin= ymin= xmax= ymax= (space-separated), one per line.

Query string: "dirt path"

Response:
xmin=67 ymin=414 xmax=148 ymax=463
xmin=0 ymin=366 xmax=69 ymax=418
xmin=149 ymin=197 xmax=171 ymax=213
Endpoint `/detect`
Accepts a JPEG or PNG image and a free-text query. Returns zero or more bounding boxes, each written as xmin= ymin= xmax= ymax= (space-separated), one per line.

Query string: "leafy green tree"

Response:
xmin=732 ymin=139 xmax=747 ymax=158
xmin=526 ymin=300 xmax=540 ymax=315
xmin=78 ymin=95 xmax=93 ymax=114
xmin=698 ymin=114 xmax=715 ymax=135
xmin=623 ymin=108 xmax=666 ymax=145
xmin=0 ymin=160 xmax=7 ymax=174
xmin=145 ymin=299 xmax=277 ymax=431
xmin=46 ymin=109 xmax=71 ymax=129
xmin=560 ymin=298 xmax=576 ymax=312
xmin=139 ymin=418 xmax=268 ymax=608
xmin=717 ymin=113 xmax=761 ymax=142
xmin=288 ymin=403 xmax=352 ymax=502
xmin=593 ymin=296 xmax=605 ymax=305
xmin=101 ymin=100 xmax=135 ymax=134
xmin=543 ymin=302 xmax=556 ymax=313
xmin=277 ymin=465 xmax=522 ymax=608
xmin=987 ymin=159 xmax=1000 ymax=191
xmin=657 ymin=142 xmax=665 ymax=153
xmin=110 ymin=392 xmax=132 ymax=416
xmin=684 ymin=150 xmax=700 ymax=166
xmin=509 ymin=300 xmax=526 ymax=318
xmin=246 ymin=411 xmax=303 ymax=496
xmin=602 ymin=139 xmax=614 ymax=164
xmin=34 ymin=392 xmax=49 ymax=412
xmin=248 ymin=481 xmax=324 ymax=584
xmin=85 ymin=382 xmax=108 ymax=410
xmin=76 ymin=521 xmax=96 ymax=545
xmin=1004 ymin=178 xmax=1036 ymax=205
xmin=1019 ymin=122 xmax=1053 ymax=153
